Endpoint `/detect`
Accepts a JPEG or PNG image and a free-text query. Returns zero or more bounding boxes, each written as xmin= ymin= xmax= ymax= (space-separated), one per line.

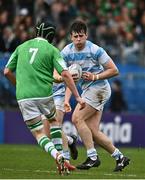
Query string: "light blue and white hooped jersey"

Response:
xmin=61 ymin=40 xmax=111 ymax=90
xmin=53 ymin=82 xmax=65 ymax=98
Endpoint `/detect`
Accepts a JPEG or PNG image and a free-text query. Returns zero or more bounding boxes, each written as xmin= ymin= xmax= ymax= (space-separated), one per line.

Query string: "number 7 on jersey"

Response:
xmin=29 ymin=48 xmax=38 ymax=64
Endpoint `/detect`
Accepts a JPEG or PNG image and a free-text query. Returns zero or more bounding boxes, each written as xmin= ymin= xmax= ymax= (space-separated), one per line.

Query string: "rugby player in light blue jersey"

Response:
xmin=61 ymin=20 xmax=130 ymax=172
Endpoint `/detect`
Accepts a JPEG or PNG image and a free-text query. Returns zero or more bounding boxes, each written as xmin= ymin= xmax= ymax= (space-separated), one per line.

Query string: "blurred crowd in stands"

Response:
xmin=0 ymin=0 xmax=145 ymax=64
xmin=0 ymin=0 xmax=145 ymax=112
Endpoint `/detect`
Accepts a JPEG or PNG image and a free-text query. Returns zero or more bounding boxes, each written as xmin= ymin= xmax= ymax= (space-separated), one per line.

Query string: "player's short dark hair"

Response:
xmin=69 ymin=20 xmax=87 ymax=35
xmin=36 ymin=21 xmax=56 ymax=43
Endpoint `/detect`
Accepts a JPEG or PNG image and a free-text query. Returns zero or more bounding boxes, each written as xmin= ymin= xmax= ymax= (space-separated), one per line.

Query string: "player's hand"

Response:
xmin=76 ymin=97 xmax=86 ymax=110
xmin=71 ymin=73 xmax=79 ymax=82
xmin=64 ymin=102 xmax=72 ymax=112
xmin=82 ymin=72 xmax=94 ymax=81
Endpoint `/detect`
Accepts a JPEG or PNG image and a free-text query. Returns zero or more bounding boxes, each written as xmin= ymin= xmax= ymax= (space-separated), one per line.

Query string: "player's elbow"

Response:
xmin=61 ymin=70 xmax=70 ymax=79
xmin=3 ymin=68 xmax=12 ymax=77
xmin=115 ymin=68 xmax=119 ymax=76
xmin=4 ymin=68 xmax=11 ymax=77
xmin=113 ymin=68 xmax=119 ymax=76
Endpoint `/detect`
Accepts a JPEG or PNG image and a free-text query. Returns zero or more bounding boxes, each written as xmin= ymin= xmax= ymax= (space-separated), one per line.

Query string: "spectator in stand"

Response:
xmin=121 ymin=32 xmax=140 ymax=64
xmin=0 ymin=10 xmax=9 ymax=52
xmin=109 ymin=79 xmax=128 ymax=113
xmin=3 ymin=26 xmax=20 ymax=53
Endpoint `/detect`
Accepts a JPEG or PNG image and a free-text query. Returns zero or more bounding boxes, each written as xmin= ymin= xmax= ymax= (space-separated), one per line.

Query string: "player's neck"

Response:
xmin=75 ymin=44 xmax=85 ymax=51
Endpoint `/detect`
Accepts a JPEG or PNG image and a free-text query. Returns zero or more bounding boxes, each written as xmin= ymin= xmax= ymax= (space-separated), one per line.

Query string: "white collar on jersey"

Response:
xmin=35 ymin=37 xmax=47 ymax=42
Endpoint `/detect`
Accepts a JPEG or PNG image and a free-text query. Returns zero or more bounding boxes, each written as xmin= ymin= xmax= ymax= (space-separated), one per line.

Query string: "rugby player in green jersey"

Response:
xmin=4 ymin=21 xmax=85 ymax=175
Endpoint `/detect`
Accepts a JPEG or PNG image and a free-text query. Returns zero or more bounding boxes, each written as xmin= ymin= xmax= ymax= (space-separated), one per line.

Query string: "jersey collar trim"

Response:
xmin=35 ymin=37 xmax=47 ymax=42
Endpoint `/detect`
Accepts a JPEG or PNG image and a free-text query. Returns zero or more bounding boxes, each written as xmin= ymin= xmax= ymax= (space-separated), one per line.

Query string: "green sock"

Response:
xmin=50 ymin=126 xmax=63 ymax=153
xmin=37 ymin=135 xmax=58 ymax=159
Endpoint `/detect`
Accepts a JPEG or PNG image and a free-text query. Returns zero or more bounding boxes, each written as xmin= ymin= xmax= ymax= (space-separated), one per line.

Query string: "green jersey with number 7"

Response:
xmin=6 ymin=37 xmax=67 ymax=100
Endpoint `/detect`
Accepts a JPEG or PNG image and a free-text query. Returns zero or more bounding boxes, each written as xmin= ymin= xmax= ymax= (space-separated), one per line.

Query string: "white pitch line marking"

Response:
xmin=1 ymin=168 xmax=145 ymax=178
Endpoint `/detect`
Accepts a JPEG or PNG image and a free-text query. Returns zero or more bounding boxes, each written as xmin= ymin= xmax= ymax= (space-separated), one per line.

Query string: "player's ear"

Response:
xmin=85 ymin=33 xmax=88 ymax=39
xmin=70 ymin=34 xmax=73 ymax=41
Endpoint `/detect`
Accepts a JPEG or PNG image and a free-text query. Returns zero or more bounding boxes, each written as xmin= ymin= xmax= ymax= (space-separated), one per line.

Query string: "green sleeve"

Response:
xmin=53 ymin=48 xmax=68 ymax=75
xmin=6 ymin=48 xmax=18 ymax=71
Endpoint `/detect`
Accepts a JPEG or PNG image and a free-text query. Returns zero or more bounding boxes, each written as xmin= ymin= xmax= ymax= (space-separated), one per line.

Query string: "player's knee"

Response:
xmin=72 ymin=116 xmax=77 ymax=125
xmin=95 ymin=131 xmax=102 ymax=140
xmin=26 ymin=119 xmax=43 ymax=132
xmin=72 ymin=114 xmax=82 ymax=126
xmin=72 ymin=114 xmax=77 ymax=123
xmin=32 ymin=128 xmax=45 ymax=140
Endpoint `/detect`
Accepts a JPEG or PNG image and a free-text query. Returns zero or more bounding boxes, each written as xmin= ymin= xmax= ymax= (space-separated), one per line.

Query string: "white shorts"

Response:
xmin=81 ymin=82 xmax=111 ymax=111
xmin=54 ymin=95 xmax=65 ymax=112
xmin=18 ymin=97 xmax=56 ymax=121
xmin=53 ymin=84 xmax=65 ymax=112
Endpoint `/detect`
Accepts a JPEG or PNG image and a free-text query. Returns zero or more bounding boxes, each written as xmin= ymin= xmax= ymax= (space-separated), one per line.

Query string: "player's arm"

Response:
xmin=82 ymin=47 xmax=119 ymax=81
xmin=64 ymin=87 xmax=72 ymax=112
xmin=3 ymin=49 xmax=18 ymax=86
xmin=53 ymin=69 xmax=63 ymax=83
xmin=4 ymin=68 xmax=16 ymax=86
xmin=94 ymin=59 xmax=119 ymax=80
xmin=82 ymin=59 xmax=119 ymax=81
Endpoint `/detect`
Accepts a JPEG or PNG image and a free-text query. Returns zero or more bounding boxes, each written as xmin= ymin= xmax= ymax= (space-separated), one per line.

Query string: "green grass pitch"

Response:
xmin=0 ymin=144 xmax=145 ymax=179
